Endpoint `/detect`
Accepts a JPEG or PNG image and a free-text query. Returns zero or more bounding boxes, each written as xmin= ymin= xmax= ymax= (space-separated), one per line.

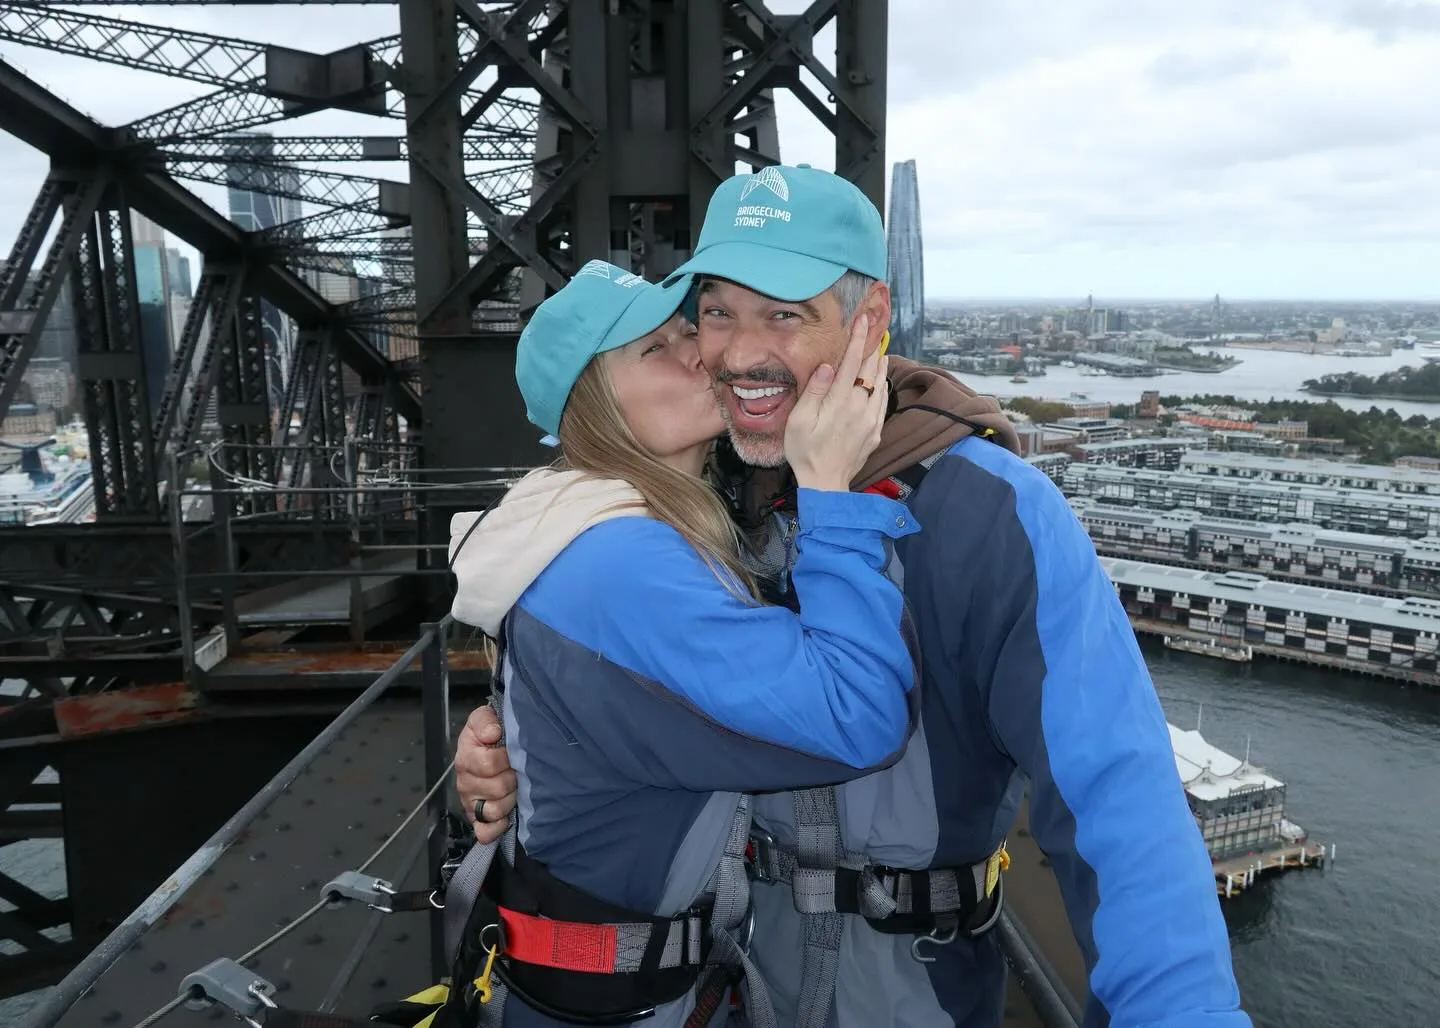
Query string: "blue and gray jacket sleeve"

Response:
xmin=513 ymin=487 xmax=921 ymax=793
xmin=925 ymin=442 xmax=1248 ymax=1027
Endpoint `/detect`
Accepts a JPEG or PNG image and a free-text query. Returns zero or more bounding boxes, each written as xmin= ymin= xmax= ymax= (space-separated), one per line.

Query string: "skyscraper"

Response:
xmin=885 ymin=159 xmax=924 ymax=362
xmin=223 ymin=133 xmax=304 ymax=411
xmin=129 ymin=211 xmax=176 ymax=415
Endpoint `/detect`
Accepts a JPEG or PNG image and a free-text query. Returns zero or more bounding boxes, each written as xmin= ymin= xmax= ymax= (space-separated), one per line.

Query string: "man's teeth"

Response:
xmin=732 ymin=385 xmax=787 ymax=400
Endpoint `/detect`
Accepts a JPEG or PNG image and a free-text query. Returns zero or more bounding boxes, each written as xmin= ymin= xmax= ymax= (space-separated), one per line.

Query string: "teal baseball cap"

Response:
xmin=663 ymin=164 xmax=886 ymax=301
xmin=516 ymin=259 xmax=693 ymax=436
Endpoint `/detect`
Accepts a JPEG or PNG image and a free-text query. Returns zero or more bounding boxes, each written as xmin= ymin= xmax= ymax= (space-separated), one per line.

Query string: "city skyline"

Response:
xmin=1 ymin=1 xmax=1439 ymax=300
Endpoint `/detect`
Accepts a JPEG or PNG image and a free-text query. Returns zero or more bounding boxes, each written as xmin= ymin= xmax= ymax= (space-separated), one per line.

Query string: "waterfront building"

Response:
xmin=1051 ymin=416 xmax=1128 ymax=443
xmin=1062 ymin=463 xmax=1440 ymax=537
xmin=1180 ymin=451 xmax=1440 ymax=496
xmin=1072 ymin=501 xmax=1440 ymax=598
xmin=1170 ymin=723 xmax=1291 ymax=860
xmin=1101 ymin=556 xmax=1440 ymax=684
xmin=1025 ymin=452 xmax=1069 ymax=483
xmin=1071 ymin=437 xmax=1199 ymax=470
xmin=1207 ymin=431 xmax=1291 ymax=457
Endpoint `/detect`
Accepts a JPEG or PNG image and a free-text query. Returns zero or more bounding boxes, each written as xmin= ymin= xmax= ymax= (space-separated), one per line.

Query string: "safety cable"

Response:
xmin=125 ymin=759 xmax=456 ymax=1028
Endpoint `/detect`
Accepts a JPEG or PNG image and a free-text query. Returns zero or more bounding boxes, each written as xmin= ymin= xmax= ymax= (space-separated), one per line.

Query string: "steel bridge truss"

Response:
xmin=404 ymin=0 xmax=890 ymax=485
xmin=0 ymin=0 xmax=889 ymax=1000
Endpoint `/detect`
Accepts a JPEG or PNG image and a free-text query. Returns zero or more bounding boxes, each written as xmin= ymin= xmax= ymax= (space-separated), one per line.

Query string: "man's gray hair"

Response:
xmin=830 ymin=269 xmax=877 ymax=323
xmin=695 ymin=269 xmax=877 ymax=321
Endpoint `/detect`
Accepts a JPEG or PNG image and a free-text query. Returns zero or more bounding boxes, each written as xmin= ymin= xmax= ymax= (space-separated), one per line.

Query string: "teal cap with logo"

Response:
xmin=663 ymin=163 xmax=886 ymax=300
xmin=516 ymin=259 xmax=693 ymax=436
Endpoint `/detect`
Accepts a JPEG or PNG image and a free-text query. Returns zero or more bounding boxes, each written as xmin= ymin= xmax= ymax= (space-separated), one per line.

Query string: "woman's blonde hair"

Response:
xmin=558 ymin=358 xmax=757 ymax=599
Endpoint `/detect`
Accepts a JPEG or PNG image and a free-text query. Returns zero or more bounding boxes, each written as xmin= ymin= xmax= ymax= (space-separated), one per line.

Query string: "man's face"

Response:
xmin=694 ymin=279 xmax=851 ymax=468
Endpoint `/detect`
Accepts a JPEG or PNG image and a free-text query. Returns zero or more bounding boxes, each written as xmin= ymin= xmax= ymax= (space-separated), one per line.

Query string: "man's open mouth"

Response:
xmin=726 ymin=382 xmax=794 ymax=429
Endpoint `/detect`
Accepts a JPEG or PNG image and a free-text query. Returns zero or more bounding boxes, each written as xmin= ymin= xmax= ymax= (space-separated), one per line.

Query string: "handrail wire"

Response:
xmin=126 ymin=759 xmax=456 ymax=1028
xmin=29 ymin=613 xmax=456 ymax=1028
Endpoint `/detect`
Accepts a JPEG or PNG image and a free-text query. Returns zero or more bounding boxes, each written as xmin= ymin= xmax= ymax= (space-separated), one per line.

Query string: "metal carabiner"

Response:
xmin=910 ymin=924 xmax=958 ymax=964
xmin=734 ymin=904 xmax=756 ymax=955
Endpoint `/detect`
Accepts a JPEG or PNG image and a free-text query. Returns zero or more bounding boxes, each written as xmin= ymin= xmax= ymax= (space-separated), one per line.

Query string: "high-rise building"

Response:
xmin=130 ymin=211 xmax=176 ymax=414
xmin=166 ymin=249 xmax=193 ymax=300
xmin=885 ymin=159 xmax=924 ymax=361
xmin=223 ymin=133 xmax=304 ymax=410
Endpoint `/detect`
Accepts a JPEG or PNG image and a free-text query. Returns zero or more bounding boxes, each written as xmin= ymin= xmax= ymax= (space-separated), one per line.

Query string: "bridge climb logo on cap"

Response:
xmin=664 ymin=163 xmax=887 ymax=302
xmin=515 ymin=259 xmax=693 ymax=437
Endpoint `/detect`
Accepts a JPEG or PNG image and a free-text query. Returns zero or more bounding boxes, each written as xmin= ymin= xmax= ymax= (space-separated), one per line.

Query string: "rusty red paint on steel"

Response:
xmin=54 ymin=681 xmax=199 ymax=739
xmin=215 ymin=647 xmax=492 ymax=674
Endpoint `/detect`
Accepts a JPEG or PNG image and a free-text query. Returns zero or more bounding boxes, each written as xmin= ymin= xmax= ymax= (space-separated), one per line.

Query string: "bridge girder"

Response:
xmin=0 ymin=0 xmax=889 ymax=998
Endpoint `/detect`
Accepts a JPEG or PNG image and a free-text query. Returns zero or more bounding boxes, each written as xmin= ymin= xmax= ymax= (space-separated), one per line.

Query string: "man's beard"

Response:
xmin=713 ymin=366 xmax=793 ymax=469
xmin=720 ymin=411 xmax=787 ymax=468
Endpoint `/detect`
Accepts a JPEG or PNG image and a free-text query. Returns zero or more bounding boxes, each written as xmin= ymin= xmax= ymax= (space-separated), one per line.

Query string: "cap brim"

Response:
xmin=598 ymin=273 xmax=695 ymax=353
xmin=664 ymin=241 xmax=846 ymax=302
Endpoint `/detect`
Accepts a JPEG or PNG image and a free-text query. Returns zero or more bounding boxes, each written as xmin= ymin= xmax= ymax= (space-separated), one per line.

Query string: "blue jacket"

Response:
xmin=746 ymin=435 xmax=1249 ymax=1028
xmin=448 ymin=467 xmax=924 ymax=1027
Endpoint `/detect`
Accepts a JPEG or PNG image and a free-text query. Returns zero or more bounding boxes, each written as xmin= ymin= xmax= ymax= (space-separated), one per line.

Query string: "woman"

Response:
xmin=445 ymin=260 xmax=921 ymax=1028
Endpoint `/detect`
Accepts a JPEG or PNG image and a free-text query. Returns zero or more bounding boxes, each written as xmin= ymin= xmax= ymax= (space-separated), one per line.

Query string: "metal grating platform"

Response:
xmin=55 ymin=702 xmax=452 ymax=1028
xmin=235 ymin=555 xmax=417 ymax=628
xmin=41 ymin=696 xmax=1075 ymax=1028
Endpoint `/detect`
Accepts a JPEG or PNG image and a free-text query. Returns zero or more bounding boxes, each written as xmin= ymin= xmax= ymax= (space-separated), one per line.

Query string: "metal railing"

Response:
xmin=27 ymin=614 xmax=459 ymax=1028
xmin=167 ymin=440 xmax=527 ymax=662
xmin=998 ymin=910 xmax=1084 ymax=1028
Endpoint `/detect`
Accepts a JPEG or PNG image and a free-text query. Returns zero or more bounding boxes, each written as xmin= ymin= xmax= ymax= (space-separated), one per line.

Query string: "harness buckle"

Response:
xmin=323 ymin=870 xmax=399 ymax=913
xmin=180 ymin=958 xmax=278 ymax=1028
xmin=746 ymin=828 xmax=778 ymax=884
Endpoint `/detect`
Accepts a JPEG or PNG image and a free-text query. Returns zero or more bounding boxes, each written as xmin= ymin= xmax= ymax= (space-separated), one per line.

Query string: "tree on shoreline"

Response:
xmin=1158 ymin=393 xmax=1440 ymax=464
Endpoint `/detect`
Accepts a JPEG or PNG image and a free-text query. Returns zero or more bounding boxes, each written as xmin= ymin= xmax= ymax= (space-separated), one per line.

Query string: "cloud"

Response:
xmin=1334 ymin=0 xmax=1440 ymax=39
xmin=770 ymin=0 xmax=1440 ymax=297
xmin=1146 ymin=46 xmax=1292 ymax=88
xmin=1 ymin=1 xmax=1439 ymax=299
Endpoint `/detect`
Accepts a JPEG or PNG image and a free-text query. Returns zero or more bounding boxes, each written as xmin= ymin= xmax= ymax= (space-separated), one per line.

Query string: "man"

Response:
xmin=457 ymin=164 xmax=1249 ymax=1027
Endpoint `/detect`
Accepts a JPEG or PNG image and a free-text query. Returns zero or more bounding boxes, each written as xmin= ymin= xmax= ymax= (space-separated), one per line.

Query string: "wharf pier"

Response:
xmin=1133 ymin=617 xmax=1440 ymax=687
xmin=1214 ymin=842 xmax=1331 ymax=898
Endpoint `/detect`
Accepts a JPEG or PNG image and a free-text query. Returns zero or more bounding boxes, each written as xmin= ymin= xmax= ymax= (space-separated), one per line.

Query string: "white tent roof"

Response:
xmin=1168 ymin=723 xmax=1284 ymax=802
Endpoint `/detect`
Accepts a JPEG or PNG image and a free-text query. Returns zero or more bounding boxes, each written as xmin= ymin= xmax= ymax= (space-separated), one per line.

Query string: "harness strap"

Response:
xmin=687 ymin=791 xmax=776 ymax=1028
xmin=497 ymin=904 xmax=705 ymax=974
xmin=444 ymin=639 xmax=775 ymax=1028
xmin=449 ymin=656 xmax=514 ymax=1028
xmin=791 ymin=787 xmax=848 ymax=1028
xmin=748 ymin=841 xmax=1006 ymax=921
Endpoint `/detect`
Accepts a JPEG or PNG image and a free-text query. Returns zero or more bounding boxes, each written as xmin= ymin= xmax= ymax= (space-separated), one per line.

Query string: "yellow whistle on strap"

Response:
xmin=474 ymin=941 xmax=499 ymax=1004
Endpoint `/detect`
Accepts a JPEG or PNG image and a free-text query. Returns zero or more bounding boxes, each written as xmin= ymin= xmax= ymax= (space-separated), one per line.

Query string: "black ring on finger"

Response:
xmin=473 ymin=798 xmax=488 ymax=823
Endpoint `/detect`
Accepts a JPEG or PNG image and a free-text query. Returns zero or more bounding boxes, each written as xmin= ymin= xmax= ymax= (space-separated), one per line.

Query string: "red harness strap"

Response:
xmin=861 ymin=477 xmax=903 ymax=499
xmin=497 ymin=907 xmax=620 ymax=974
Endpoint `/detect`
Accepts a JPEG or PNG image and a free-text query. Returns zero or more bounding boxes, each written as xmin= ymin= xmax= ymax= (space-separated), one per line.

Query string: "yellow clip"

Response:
xmin=474 ymin=940 xmax=499 ymax=1005
xmin=984 ymin=841 xmax=1011 ymax=898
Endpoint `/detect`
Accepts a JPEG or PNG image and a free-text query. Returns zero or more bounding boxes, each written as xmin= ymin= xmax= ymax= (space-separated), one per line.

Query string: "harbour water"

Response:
xmin=976 ymin=346 xmax=1440 ymax=420
xmin=1148 ymin=640 xmax=1440 ymax=1027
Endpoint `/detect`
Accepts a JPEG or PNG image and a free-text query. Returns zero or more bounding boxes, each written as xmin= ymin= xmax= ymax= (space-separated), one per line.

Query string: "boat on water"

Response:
xmin=0 ymin=442 xmax=95 ymax=525
xmin=1168 ymin=723 xmax=1330 ymax=897
xmin=1010 ymin=374 xmax=1028 ymax=383
xmin=1163 ymin=634 xmax=1252 ymax=663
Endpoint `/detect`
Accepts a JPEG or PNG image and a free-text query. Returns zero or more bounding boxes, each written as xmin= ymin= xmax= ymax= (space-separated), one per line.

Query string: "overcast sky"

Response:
xmin=2 ymin=0 xmax=1439 ymax=301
